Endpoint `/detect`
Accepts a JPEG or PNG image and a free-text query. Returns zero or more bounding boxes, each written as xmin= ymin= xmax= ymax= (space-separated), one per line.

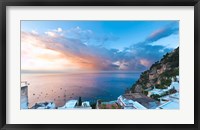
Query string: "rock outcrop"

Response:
xmin=131 ymin=47 xmax=179 ymax=93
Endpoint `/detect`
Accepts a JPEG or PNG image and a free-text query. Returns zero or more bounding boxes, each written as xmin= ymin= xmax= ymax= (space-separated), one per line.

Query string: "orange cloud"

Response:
xmin=21 ymin=32 xmax=103 ymax=72
xmin=139 ymin=59 xmax=151 ymax=67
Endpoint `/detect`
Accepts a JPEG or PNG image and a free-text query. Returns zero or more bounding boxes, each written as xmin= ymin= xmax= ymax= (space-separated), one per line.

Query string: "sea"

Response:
xmin=21 ymin=72 xmax=140 ymax=107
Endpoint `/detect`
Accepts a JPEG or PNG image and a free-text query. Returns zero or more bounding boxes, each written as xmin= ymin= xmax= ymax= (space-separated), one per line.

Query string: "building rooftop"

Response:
xmin=31 ymin=102 xmax=56 ymax=109
xmin=161 ymin=92 xmax=179 ymax=101
xmin=98 ymin=100 xmax=121 ymax=109
xmin=156 ymin=92 xmax=179 ymax=109
xmin=60 ymin=100 xmax=78 ymax=109
xmin=156 ymin=100 xmax=179 ymax=109
xmin=21 ymin=81 xmax=29 ymax=88
xmin=170 ymin=82 xmax=179 ymax=91
xmin=118 ymin=95 xmax=147 ymax=109
xmin=149 ymin=81 xmax=179 ymax=96
xmin=58 ymin=100 xmax=92 ymax=109
xmin=132 ymin=101 xmax=147 ymax=109
xmin=122 ymin=93 xmax=159 ymax=109
xmin=82 ymin=101 xmax=91 ymax=107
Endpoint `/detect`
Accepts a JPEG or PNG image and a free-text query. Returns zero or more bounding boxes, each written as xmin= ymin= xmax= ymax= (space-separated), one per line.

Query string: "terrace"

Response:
xmin=121 ymin=93 xmax=159 ymax=109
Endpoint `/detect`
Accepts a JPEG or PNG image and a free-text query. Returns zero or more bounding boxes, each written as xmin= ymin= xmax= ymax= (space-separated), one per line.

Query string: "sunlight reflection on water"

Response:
xmin=21 ymin=72 xmax=140 ymax=107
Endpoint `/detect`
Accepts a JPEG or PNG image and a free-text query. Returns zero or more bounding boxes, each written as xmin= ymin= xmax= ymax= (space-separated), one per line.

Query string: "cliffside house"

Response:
xmin=20 ymin=81 xmax=29 ymax=109
xmin=96 ymin=100 xmax=121 ymax=109
xmin=149 ymin=69 xmax=157 ymax=79
xmin=118 ymin=93 xmax=159 ymax=109
xmin=156 ymin=92 xmax=179 ymax=109
xmin=58 ymin=100 xmax=92 ymax=109
xmin=117 ymin=95 xmax=147 ymax=109
xmin=147 ymin=81 xmax=179 ymax=97
xmin=31 ymin=102 xmax=56 ymax=109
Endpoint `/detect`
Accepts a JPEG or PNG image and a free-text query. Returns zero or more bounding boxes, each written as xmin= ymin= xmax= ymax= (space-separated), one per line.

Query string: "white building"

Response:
xmin=32 ymin=102 xmax=56 ymax=109
xmin=176 ymin=76 xmax=179 ymax=82
xmin=156 ymin=92 xmax=179 ymax=109
xmin=58 ymin=100 xmax=78 ymax=109
xmin=170 ymin=81 xmax=179 ymax=92
xmin=117 ymin=95 xmax=147 ymax=109
xmin=82 ymin=101 xmax=91 ymax=108
xmin=58 ymin=100 xmax=92 ymax=109
xmin=20 ymin=82 xmax=29 ymax=109
xmin=148 ymin=81 xmax=179 ymax=97
xmin=147 ymin=88 xmax=167 ymax=97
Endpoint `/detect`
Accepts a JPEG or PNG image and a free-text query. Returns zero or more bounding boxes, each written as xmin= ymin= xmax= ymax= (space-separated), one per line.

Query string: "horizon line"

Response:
xmin=21 ymin=70 xmax=144 ymax=74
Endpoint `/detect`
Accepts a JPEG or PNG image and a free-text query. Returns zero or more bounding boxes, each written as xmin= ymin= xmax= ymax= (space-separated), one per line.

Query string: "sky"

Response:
xmin=21 ymin=21 xmax=179 ymax=72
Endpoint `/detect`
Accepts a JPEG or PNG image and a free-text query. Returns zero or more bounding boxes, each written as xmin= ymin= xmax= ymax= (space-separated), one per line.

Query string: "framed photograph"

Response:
xmin=0 ymin=0 xmax=199 ymax=129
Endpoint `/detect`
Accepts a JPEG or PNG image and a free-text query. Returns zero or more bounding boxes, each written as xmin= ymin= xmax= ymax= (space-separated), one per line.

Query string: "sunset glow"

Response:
xmin=21 ymin=21 xmax=179 ymax=73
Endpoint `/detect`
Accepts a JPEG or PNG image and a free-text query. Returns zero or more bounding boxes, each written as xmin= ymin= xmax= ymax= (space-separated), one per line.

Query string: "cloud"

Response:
xmin=139 ymin=59 xmax=151 ymax=67
xmin=71 ymin=26 xmax=92 ymax=34
xmin=126 ymin=22 xmax=179 ymax=69
xmin=21 ymin=22 xmax=179 ymax=72
xmin=31 ymin=30 xmax=38 ymax=35
xmin=144 ymin=22 xmax=179 ymax=44
xmin=44 ymin=27 xmax=64 ymax=38
xmin=65 ymin=26 xmax=119 ymax=45
xmin=66 ymin=26 xmax=93 ymax=41
xmin=56 ymin=27 xmax=62 ymax=32
xmin=95 ymin=33 xmax=120 ymax=45
xmin=77 ymin=26 xmax=93 ymax=35
xmin=44 ymin=26 xmax=119 ymax=47
xmin=45 ymin=31 xmax=59 ymax=38
xmin=21 ymin=31 xmax=116 ymax=71
xmin=21 ymin=32 xmax=72 ymax=71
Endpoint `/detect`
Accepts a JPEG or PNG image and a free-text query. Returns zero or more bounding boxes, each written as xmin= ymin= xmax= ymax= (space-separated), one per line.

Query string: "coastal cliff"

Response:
xmin=131 ymin=47 xmax=179 ymax=93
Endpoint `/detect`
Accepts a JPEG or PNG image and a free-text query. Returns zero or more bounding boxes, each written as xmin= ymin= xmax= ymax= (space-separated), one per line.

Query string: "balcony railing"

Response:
xmin=21 ymin=81 xmax=29 ymax=87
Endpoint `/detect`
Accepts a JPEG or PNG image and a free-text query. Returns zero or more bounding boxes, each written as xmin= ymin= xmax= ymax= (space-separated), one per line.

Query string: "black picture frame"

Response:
xmin=0 ymin=0 xmax=199 ymax=130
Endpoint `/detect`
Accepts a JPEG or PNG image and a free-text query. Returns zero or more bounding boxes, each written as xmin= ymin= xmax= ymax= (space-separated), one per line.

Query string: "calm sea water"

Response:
xmin=21 ymin=72 xmax=140 ymax=107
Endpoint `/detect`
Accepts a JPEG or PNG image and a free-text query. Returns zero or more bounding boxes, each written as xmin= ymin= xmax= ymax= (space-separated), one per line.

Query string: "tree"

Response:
xmin=150 ymin=94 xmax=160 ymax=101
xmin=125 ymin=87 xmax=130 ymax=94
xmin=78 ymin=97 xmax=82 ymax=106
xmin=143 ymin=90 xmax=148 ymax=96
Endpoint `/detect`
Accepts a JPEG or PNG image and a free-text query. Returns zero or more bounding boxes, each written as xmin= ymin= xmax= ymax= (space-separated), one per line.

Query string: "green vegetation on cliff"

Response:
xmin=131 ymin=47 xmax=179 ymax=94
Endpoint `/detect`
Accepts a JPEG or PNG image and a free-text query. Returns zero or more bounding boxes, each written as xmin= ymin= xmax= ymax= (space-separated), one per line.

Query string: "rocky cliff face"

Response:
xmin=131 ymin=47 xmax=179 ymax=93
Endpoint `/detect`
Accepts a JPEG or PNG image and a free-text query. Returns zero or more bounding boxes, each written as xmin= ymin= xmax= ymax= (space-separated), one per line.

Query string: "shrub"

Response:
xmin=111 ymin=105 xmax=116 ymax=109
